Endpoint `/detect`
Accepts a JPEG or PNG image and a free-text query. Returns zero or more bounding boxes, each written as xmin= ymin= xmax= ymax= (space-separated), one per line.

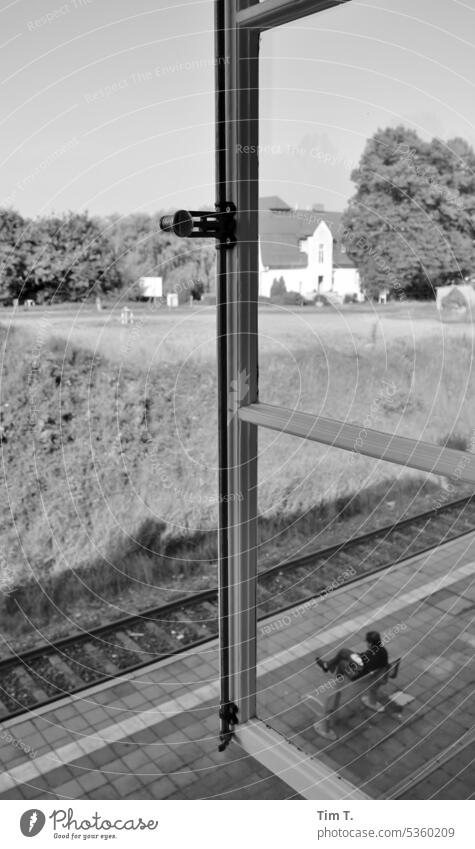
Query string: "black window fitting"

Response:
xmin=160 ymin=202 xmax=237 ymax=249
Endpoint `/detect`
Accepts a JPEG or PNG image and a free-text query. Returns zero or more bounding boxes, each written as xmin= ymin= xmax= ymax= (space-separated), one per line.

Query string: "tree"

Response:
xmin=59 ymin=213 xmax=121 ymax=299
xmin=164 ymin=261 xmax=198 ymax=303
xmin=270 ymin=276 xmax=286 ymax=300
xmin=103 ymin=212 xmax=216 ymax=296
xmin=341 ymin=126 xmax=475 ymax=298
xmin=0 ymin=207 xmax=216 ymax=304
xmin=0 ymin=209 xmax=30 ymax=302
xmin=194 ymin=243 xmax=216 ymax=293
xmin=103 ymin=213 xmax=161 ymax=290
xmin=27 ymin=215 xmax=68 ymax=302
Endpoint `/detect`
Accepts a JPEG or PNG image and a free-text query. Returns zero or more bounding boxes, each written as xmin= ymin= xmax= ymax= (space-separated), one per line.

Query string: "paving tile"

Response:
xmin=0 ymin=788 xmax=29 ymax=799
xmin=63 ymin=716 xmax=90 ymax=732
xmin=120 ymin=749 xmax=152 ymax=772
xmin=145 ymin=776 xmax=177 ymax=798
xmin=48 ymin=705 xmax=78 ymax=723
xmin=121 ymin=693 xmax=148 ymax=709
xmin=53 ymin=779 xmax=84 ymax=798
xmin=87 ymin=785 xmax=121 ymax=799
xmin=5 ymin=719 xmax=37 ymax=737
xmin=90 ymin=690 xmax=120 ymax=706
xmin=6 ymin=781 xmax=58 ymax=800
xmin=75 ymin=771 xmax=108 ymax=793
xmin=89 ymin=747 xmax=119 ymax=769
xmin=39 ymin=765 xmax=75 ymax=787
xmin=43 ymin=726 xmax=71 ymax=745
xmin=82 ymin=708 xmax=110 ymax=725
xmin=127 ymin=726 xmax=160 ymax=745
xmin=112 ymin=773 xmax=147 ymax=796
xmin=0 ymin=744 xmax=29 ymax=768
xmin=18 ymin=732 xmax=50 ymax=751
xmin=97 ymin=758 xmax=128 ymax=775
xmin=168 ymin=768 xmax=201 ymax=790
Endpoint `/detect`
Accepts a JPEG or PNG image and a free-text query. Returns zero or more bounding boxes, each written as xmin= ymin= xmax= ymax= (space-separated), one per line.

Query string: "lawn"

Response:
xmin=2 ymin=298 xmax=459 ymax=368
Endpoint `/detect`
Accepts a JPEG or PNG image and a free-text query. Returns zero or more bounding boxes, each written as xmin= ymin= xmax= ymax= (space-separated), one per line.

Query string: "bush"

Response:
xmin=281 ymin=291 xmax=307 ymax=305
xmin=344 ymin=293 xmax=358 ymax=304
xmin=190 ymin=281 xmax=204 ymax=301
xmin=271 ymin=291 xmax=308 ymax=306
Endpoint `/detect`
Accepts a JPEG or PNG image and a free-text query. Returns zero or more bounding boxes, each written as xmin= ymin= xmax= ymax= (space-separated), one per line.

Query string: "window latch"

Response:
xmin=160 ymin=202 xmax=236 ymax=249
xmin=218 ymin=701 xmax=239 ymax=751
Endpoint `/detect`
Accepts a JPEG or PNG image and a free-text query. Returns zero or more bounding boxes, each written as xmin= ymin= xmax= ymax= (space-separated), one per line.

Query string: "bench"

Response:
xmin=305 ymin=657 xmax=414 ymax=741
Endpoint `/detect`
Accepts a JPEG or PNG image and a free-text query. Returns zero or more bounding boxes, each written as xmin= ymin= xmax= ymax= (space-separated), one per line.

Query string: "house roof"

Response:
xmin=259 ymin=205 xmax=308 ymax=268
xmin=260 ymin=195 xmax=292 ymax=212
xmin=259 ymin=197 xmax=354 ymax=269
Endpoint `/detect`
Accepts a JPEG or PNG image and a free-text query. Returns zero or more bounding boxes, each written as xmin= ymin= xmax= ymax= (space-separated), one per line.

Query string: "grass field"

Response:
xmin=4 ymin=298 xmax=467 ymax=366
xmin=1 ymin=299 xmax=474 ymax=648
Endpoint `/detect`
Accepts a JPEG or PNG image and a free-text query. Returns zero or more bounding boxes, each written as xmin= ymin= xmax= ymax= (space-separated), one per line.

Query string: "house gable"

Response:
xmin=258 ymin=196 xmax=362 ymax=300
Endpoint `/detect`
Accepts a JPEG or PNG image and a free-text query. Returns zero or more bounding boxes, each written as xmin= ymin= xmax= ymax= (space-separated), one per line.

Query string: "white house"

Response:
xmin=258 ymin=196 xmax=362 ymax=301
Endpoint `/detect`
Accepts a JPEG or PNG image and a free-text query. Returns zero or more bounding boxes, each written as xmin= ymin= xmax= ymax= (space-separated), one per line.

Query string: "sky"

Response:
xmin=0 ymin=0 xmax=474 ymax=218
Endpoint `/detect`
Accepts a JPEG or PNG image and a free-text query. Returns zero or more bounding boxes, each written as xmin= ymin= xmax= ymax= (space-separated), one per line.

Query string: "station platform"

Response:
xmin=1 ymin=531 xmax=474 ymax=800
xmin=258 ymin=530 xmax=475 ymax=800
xmin=0 ymin=646 xmax=297 ymax=800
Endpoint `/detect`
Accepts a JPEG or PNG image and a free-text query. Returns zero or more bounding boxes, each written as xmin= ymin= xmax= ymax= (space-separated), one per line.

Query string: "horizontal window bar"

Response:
xmin=236 ymin=0 xmax=350 ymax=31
xmin=238 ymin=403 xmax=475 ymax=484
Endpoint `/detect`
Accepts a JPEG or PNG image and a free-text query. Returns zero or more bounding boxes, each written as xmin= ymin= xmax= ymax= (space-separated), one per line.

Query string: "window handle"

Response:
xmin=160 ymin=202 xmax=236 ymax=248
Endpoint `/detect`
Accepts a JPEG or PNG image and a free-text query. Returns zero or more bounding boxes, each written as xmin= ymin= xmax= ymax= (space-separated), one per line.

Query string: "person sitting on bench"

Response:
xmin=316 ymin=630 xmax=388 ymax=681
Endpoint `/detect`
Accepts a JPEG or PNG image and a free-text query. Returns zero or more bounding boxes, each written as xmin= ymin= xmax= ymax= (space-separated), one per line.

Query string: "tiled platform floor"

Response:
xmin=1 ymin=531 xmax=474 ymax=800
xmin=0 ymin=646 xmax=299 ymax=800
xmin=258 ymin=530 xmax=475 ymax=799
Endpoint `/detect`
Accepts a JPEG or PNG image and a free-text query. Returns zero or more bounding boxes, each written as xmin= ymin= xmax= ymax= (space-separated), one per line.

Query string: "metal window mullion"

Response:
xmin=215 ymin=0 xmax=232 ymax=750
xmin=223 ymin=0 xmax=260 ymax=726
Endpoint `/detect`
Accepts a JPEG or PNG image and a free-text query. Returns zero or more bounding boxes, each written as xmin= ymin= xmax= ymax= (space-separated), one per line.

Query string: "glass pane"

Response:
xmin=258 ymin=1 xmax=475 ymax=446
xmin=0 ymin=2 xmax=218 ymax=650
xmin=257 ymin=1 xmax=475 ymax=800
xmin=257 ymin=445 xmax=475 ymax=799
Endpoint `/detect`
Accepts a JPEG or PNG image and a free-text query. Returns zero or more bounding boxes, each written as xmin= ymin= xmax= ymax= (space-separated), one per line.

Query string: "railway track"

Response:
xmin=1 ymin=495 xmax=475 ymax=722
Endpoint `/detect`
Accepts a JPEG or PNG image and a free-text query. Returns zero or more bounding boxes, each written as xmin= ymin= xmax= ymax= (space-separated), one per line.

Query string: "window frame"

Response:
xmin=216 ymin=0 xmax=475 ymax=746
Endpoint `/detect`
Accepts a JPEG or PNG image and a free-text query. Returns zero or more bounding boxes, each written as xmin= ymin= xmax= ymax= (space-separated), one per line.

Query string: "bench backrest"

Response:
xmin=370 ymin=657 xmax=400 ymax=685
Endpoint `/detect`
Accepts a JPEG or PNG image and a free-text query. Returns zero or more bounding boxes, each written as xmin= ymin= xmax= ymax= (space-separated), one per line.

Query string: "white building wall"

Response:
xmin=259 ymin=267 xmax=311 ymax=298
xmin=300 ymin=221 xmax=333 ymax=296
xmin=258 ymin=219 xmax=363 ymax=301
xmin=332 ymin=268 xmax=363 ymax=301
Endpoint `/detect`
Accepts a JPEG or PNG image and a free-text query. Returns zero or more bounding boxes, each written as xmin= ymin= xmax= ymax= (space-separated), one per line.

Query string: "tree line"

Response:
xmin=0 ymin=208 xmax=216 ymax=304
xmin=1 ymin=125 xmax=475 ymax=304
